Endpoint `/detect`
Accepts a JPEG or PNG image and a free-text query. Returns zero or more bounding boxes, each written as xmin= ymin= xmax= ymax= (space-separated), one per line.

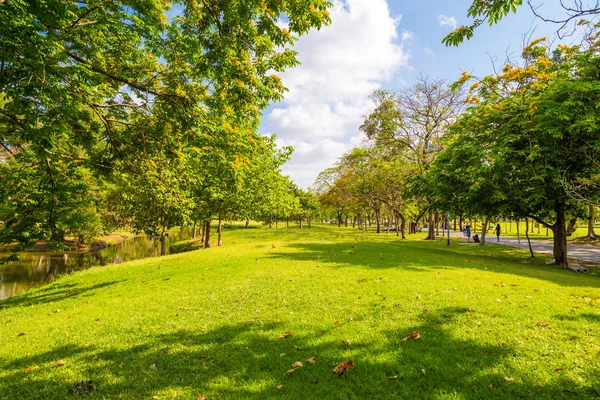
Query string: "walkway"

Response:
xmin=450 ymin=231 xmax=600 ymax=264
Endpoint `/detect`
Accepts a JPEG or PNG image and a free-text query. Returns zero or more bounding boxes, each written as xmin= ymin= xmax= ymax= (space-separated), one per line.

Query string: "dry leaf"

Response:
xmin=278 ymin=332 xmax=292 ymax=339
xmin=292 ymin=361 xmax=303 ymax=368
xmin=333 ymin=320 xmax=340 ymax=326
xmin=280 ymin=353 xmax=286 ymax=357
xmin=276 ymin=385 xmax=283 ymax=389
xmin=537 ymin=321 xmax=549 ymax=327
xmin=53 ymin=360 xmax=66 ymax=368
xmin=141 ymin=280 xmax=146 ymax=283
xmin=25 ymin=366 xmax=32 ymax=372
xmin=424 ymin=308 xmax=430 ymax=313
xmin=402 ymin=331 xmax=421 ymax=341
xmin=17 ymin=332 xmax=27 ymax=337
xmin=72 ymin=381 xmax=96 ymax=395
xmin=285 ymin=368 xmax=298 ymax=375
xmin=496 ymin=299 xmax=501 ymax=303
xmin=149 ymin=364 xmax=156 ymax=369
xmin=388 ymin=375 xmax=398 ymax=380
xmin=294 ymin=345 xmax=301 ymax=350
xmin=197 ymin=396 xmax=207 ymax=400
xmin=306 ymin=357 xmax=316 ymax=365
xmin=341 ymin=340 xmax=352 ymax=346
xmin=504 ymin=376 xmax=514 ymax=382
xmin=333 ymin=359 xmax=354 ymax=375
xmin=421 ymin=369 xmax=426 ymax=375
xmin=348 ymin=316 xmax=353 ymax=321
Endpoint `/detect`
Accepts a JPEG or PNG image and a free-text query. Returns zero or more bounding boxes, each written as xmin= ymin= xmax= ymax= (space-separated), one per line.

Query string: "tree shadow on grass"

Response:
xmin=265 ymin=239 xmax=600 ymax=288
xmin=0 ymin=280 xmax=124 ymax=310
xmin=1 ymin=308 xmax=596 ymax=399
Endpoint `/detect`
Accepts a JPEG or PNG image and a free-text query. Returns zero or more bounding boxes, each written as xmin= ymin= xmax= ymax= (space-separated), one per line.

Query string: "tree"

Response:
xmin=436 ymin=37 xmax=600 ymax=266
xmin=444 ymin=0 xmax=600 ymax=46
xmin=0 ymin=0 xmax=332 ymax=243
xmin=360 ymin=78 xmax=465 ymax=239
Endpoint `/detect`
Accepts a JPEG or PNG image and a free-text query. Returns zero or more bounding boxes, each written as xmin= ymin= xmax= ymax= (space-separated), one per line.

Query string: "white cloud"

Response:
xmin=262 ymin=0 xmax=409 ymax=188
xmin=437 ymin=14 xmax=458 ymax=30
xmin=423 ymin=47 xmax=434 ymax=57
xmin=401 ymin=31 xmax=415 ymax=42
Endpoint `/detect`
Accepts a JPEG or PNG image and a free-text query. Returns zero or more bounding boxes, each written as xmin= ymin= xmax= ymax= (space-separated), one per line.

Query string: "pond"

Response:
xmin=0 ymin=228 xmax=194 ymax=300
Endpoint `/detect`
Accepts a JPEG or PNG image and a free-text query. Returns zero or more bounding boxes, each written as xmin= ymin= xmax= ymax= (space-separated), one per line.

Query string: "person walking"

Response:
xmin=465 ymin=223 xmax=471 ymax=243
xmin=495 ymin=223 xmax=501 ymax=242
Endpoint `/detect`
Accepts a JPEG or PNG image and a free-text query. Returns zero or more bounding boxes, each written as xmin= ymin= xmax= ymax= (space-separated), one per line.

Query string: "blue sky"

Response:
xmin=259 ymin=0 xmax=570 ymax=188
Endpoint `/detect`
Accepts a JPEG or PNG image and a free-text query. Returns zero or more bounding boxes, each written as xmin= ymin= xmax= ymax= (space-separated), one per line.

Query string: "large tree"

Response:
xmin=436 ymin=37 xmax=600 ymax=266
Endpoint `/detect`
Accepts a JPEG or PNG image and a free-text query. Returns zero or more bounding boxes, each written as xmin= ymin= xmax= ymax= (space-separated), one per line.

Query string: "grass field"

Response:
xmin=1 ymin=225 xmax=599 ymax=399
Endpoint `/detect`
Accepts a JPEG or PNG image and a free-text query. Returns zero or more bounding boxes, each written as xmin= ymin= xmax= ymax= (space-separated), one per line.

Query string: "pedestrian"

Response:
xmin=495 ymin=223 xmax=501 ymax=242
xmin=462 ymin=223 xmax=466 ymax=237
xmin=465 ymin=223 xmax=471 ymax=242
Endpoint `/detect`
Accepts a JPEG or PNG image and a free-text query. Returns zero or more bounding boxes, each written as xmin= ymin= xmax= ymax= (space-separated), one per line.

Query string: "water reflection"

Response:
xmin=0 ymin=228 xmax=193 ymax=300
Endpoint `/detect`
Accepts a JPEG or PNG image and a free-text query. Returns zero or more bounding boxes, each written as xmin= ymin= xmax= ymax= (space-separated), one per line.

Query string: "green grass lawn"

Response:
xmin=1 ymin=225 xmax=599 ymax=399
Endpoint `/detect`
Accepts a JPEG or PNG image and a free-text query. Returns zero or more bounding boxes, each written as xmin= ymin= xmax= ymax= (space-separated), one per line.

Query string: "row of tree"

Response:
xmin=316 ymin=30 xmax=600 ymax=268
xmin=0 ymin=0 xmax=332 ymax=253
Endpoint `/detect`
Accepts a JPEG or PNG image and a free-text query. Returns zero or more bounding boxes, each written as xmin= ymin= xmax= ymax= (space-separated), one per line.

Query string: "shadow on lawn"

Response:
xmin=1 ymin=307 xmax=596 ymax=399
xmin=266 ymin=238 xmax=600 ymax=288
xmin=0 ymin=280 xmax=123 ymax=310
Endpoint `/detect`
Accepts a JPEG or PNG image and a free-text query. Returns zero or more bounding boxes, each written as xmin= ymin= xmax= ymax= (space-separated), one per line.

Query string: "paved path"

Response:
xmin=449 ymin=231 xmax=600 ymax=264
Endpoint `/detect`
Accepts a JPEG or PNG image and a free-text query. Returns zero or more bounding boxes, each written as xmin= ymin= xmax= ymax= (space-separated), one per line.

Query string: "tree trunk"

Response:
xmin=275 ymin=220 xmax=278 ymax=229
xmin=245 ymin=219 xmax=249 ymax=229
xmin=286 ymin=219 xmax=289 ymax=229
xmin=435 ymin=212 xmax=440 ymax=236
xmin=552 ymin=202 xmax=568 ymax=267
xmin=525 ymin=225 xmax=534 ymax=258
xmin=217 ymin=218 xmax=223 ymax=247
xmin=425 ymin=211 xmax=435 ymax=240
xmin=269 ymin=214 xmax=273 ymax=229
xmin=375 ymin=209 xmax=381 ymax=234
xmin=454 ymin=217 xmax=457 ymax=232
xmin=387 ymin=215 xmax=391 ymax=234
xmin=160 ymin=231 xmax=167 ymax=256
xmin=299 ymin=219 xmax=303 ymax=229
xmin=192 ymin=222 xmax=197 ymax=239
xmin=352 ymin=215 xmax=356 ymax=228
xmin=587 ymin=204 xmax=596 ymax=239
xmin=308 ymin=218 xmax=311 ymax=228
xmin=204 ymin=221 xmax=211 ymax=248
xmin=400 ymin=214 xmax=406 ymax=239
xmin=480 ymin=218 xmax=489 ymax=245
xmin=345 ymin=217 xmax=348 ymax=227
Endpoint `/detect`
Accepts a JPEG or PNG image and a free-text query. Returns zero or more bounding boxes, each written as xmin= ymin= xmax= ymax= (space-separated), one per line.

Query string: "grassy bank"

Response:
xmin=1 ymin=225 xmax=599 ymax=399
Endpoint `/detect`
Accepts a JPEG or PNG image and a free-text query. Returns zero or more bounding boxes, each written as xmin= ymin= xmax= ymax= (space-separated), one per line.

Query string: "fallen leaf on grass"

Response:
xmin=388 ymin=375 xmax=397 ymax=380
xmin=294 ymin=345 xmax=301 ymax=350
xmin=52 ymin=360 xmax=66 ymax=368
xmin=504 ymin=376 xmax=514 ymax=381
xmin=197 ymin=396 xmax=207 ymax=400
xmin=348 ymin=316 xmax=353 ymax=321
xmin=292 ymin=361 xmax=303 ymax=368
xmin=17 ymin=332 xmax=26 ymax=337
xmin=141 ymin=280 xmax=146 ymax=283
xmin=25 ymin=366 xmax=32 ymax=373
xmin=72 ymin=380 xmax=96 ymax=395
xmin=537 ymin=322 xmax=549 ymax=327
xmin=280 ymin=353 xmax=286 ymax=357
xmin=278 ymin=332 xmax=292 ymax=339
xmin=402 ymin=331 xmax=421 ymax=341
xmin=333 ymin=320 xmax=340 ymax=326
xmin=357 ymin=278 xmax=367 ymax=283
xmin=276 ymin=385 xmax=283 ymax=389
xmin=149 ymin=364 xmax=156 ymax=369
xmin=333 ymin=360 xmax=354 ymax=375
xmin=341 ymin=340 xmax=352 ymax=346
xmin=306 ymin=357 xmax=316 ymax=365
